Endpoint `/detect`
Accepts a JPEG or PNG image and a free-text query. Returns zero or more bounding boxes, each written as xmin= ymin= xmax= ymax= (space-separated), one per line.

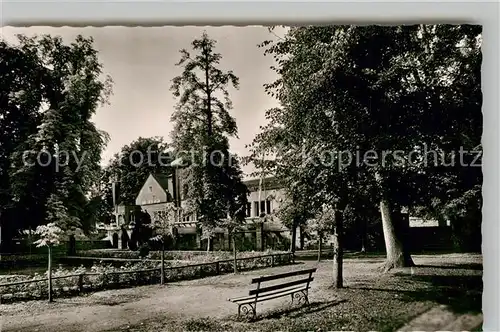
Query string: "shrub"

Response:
xmin=0 ymin=251 xmax=293 ymax=304
xmin=138 ymin=243 xmax=151 ymax=258
xmin=78 ymin=249 xmax=286 ymax=263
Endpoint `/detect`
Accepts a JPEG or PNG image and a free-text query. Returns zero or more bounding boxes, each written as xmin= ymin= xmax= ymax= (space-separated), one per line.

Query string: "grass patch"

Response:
xmin=106 ymin=254 xmax=482 ymax=332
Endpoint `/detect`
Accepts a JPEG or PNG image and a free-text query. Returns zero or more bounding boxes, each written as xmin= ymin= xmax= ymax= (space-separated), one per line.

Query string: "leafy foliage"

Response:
xmin=249 ymin=25 xmax=482 ymax=260
xmin=148 ymin=204 xmax=177 ymax=244
xmin=169 ymin=32 xmax=248 ymax=238
xmin=1 ymin=34 xmax=112 ymax=240
xmin=32 ymin=223 xmax=64 ymax=247
xmin=103 ymin=137 xmax=172 ymax=206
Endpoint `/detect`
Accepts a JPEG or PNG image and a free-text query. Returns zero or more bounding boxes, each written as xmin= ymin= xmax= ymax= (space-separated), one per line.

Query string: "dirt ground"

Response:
xmin=0 ymin=253 xmax=482 ymax=332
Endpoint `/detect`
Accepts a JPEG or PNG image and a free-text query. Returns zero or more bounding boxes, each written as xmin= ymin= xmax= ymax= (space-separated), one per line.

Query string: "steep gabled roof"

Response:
xmin=151 ymin=173 xmax=171 ymax=192
xmin=150 ymin=173 xmax=174 ymax=201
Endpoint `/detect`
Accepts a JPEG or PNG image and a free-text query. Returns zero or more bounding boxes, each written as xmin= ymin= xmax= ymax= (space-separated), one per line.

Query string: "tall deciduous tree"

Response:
xmin=0 ymin=38 xmax=46 ymax=246
xmin=169 ymin=32 xmax=248 ymax=250
xmin=251 ymin=25 xmax=481 ymax=271
xmin=5 ymin=34 xmax=112 ymax=237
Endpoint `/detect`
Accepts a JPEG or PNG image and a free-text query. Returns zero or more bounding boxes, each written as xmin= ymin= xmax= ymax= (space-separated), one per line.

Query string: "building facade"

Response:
xmin=101 ymin=171 xmax=452 ymax=251
xmin=111 ymin=173 xmax=292 ymax=250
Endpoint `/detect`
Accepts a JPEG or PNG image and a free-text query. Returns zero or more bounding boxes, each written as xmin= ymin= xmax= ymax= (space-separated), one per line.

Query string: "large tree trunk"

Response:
xmin=379 ymin=198 xmax=414 ymax=271
xmin=233 ymin=234 xmax=238 ymax=274
xmin=290 ymin=220 xmax=297 ymax=253
xmin=47 ymin=245 xmax=53 ymax=302
xmin=360 ymin=218 xmax=367 ymax=253
xmin=207 ymin=237 xmax=212 ymax=252
xmin=317 ymin=231 xmax=322 ymax=263
xmin=332 ymin=210 xmax=343 ymax=288
xmin=299 ymin=225 xmax=304 ymax=250
xmin=205 ymin=56 xmax=213 ymax=137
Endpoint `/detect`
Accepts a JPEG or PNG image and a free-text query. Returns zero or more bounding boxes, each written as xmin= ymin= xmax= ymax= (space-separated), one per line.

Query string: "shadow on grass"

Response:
xmin=223 ymin=299 xmax=346 ymax=324
xmin=416 ymin=263 xmax=483 ymax=271
xmin=254 ymin=299 xmax=347 ymax=322
xmin=352 ymin=273 xmax=482 ymax=315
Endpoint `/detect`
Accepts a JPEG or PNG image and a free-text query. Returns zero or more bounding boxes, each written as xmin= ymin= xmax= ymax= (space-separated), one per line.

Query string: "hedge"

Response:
xmin=76 ymin=249 xmax=287 ymax=262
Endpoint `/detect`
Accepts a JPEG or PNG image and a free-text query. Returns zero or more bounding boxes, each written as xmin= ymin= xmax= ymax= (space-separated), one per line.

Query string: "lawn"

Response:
xmin=0 ymin=253 xmax=482 ymax=332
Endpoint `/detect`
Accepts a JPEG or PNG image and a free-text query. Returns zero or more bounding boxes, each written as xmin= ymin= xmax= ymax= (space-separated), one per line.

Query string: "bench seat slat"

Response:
xmin=251 ymin=268 xmax=317 ymax=284
xmin=249 ymin=276 xmax=314 ymax=296
xmin=228 ymin=284 xmax=306 ymax=303
xmin=230 ymin=285 xmax=310 ymax=305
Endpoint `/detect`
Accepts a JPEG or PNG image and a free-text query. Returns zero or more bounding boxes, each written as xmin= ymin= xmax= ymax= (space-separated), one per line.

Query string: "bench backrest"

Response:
xmin=249 ymin=268 xmax=316 ymax=297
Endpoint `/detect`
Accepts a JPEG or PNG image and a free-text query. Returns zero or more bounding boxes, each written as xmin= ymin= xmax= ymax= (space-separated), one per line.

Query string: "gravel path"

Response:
xmin=0 ymin=263 xmax=319 ymax=332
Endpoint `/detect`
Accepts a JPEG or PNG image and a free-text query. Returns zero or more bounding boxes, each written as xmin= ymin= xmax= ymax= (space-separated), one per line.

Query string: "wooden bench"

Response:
xmin=228 ymin=268 xmax=316 ymax=319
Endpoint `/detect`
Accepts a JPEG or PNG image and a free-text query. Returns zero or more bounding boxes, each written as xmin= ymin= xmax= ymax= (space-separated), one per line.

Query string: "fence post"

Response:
xmin=78 ymin=274 xmax=84 ymax=293
xmin=199 ymin=265 xmax=203 ymax=278
xmin=215 ymin=261 xmax=220 ymax=275
xmin=271 ymin=254 xmax=275 ymax=267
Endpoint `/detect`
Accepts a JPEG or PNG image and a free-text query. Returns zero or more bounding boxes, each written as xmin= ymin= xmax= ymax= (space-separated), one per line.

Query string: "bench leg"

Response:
xmin=238 ymin=303 xmax=256 ymax=319
xmin=303 ymin=289 xmax=310 ymax=305
xmin=292 ymin=290 xmax=307 ymax=305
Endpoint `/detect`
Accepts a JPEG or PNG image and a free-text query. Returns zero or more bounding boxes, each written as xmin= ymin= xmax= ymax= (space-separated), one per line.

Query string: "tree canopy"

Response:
xmin=1 ymin=34 xmax=112 ymax=243
xmin=249 ymin=25 xmax=482 ymax=268
xmin=169 ymin=32 xmax=248 ymax=244
xmin=103 ymin=136 xmax=172 ymax=206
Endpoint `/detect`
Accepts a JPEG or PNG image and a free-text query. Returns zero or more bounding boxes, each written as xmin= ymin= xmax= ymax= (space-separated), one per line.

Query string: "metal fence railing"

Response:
xmin=0 ymin=252 xmax=295 ymax=304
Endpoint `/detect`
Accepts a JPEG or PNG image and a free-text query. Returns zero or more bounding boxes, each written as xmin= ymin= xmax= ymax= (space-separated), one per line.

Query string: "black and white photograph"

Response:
xmin=0 ymin=24 xmax=483 ymax=331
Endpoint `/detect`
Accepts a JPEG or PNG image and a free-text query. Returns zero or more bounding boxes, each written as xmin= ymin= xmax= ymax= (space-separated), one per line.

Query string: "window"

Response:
xmin=254 ymin=200 xmax=272 ymax=217
xmin=254 ymin=202 xmax=259 ymax=217
xmin=246 ymin=203 xmax=251 ymax=217
xmin=129 ymin=214 xmax=135 ymax=222
xmin=148 ymin=186 xmax=153 ymax=193
xmin=152 ymin=195 xmax=156 ymax=203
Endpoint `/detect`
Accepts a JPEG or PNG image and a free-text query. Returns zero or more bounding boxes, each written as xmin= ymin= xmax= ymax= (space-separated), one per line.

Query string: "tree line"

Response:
xmin=247 ymin=25 xmax=482 ymax=272
xmin=1 ymin=26 xmax=482 ymax=282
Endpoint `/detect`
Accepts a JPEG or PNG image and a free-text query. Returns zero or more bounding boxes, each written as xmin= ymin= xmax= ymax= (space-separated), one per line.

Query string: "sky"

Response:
xmin=1 ymin=26 xmax=281 ymax=176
